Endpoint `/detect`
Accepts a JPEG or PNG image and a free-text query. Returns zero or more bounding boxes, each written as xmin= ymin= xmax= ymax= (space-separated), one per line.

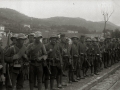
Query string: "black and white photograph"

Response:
xmin=0 ymin=0 xmax=120 ymax=90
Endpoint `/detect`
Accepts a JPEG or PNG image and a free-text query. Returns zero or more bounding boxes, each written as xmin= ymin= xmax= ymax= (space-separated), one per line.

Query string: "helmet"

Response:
xmin=34 ymin=31 xmax=42 ymax=38
xmin=50 ymin=34 xmax=58 ymax=40
xmin=10 ymin=34 xmax=18 ymax=41
xmin=100 ymin=37 xmax=105 ymax=42
xmin=17 ymin=33 xmax=26 ymax=39
xmin=28 ymin=33 xmax=35 ymax=37
xmin=71 ymin=36 xmax=79 ymax=40
xmin=86 ymin=38 xmax=91 ymax=42
xmin=92 ymin=38 xmax=97 ymax=42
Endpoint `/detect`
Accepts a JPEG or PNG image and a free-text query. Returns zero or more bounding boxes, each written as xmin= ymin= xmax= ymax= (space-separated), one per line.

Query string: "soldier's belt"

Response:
xmin=30 ymin=60 xmax=42 ymax=63
xmin=63 ymin=55 xmax=69 ymax=58
xmin=13 ymin=64 xmax=21 ymax=68
xmin=47 ymin=58 xmax=60 ymax=63
xmin=73 ymin=55 xmax=79 ymax=57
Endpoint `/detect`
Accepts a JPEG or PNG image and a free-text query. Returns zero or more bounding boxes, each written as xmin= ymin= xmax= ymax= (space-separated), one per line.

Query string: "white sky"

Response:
xmin=0 ymin=0 xmax=120 ymax=26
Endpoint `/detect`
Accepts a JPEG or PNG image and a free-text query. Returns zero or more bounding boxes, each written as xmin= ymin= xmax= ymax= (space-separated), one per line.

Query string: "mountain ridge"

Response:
xmin=0 ymin=8 xmax=119 ymax=32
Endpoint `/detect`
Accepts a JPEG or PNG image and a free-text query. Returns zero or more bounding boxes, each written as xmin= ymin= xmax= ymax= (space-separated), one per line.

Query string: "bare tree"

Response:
xmin=101 ymin=4 xmax=114 ymax=37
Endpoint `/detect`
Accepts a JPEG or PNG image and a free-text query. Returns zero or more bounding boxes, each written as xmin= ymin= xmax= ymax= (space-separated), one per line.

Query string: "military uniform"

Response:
xmin=24 ymin=33 xmax=35 ymax=81
xmin=0 ymin=39 xmax=4 ymax=90
xmin=70 ymin=36 xmax=79 ymax=82
xmin=5 ymin=33 xmax=28 ymax=90
xmin=59 ymin=34 xmax=71 ymax=86
xmin=79 ymin=39 xmax=88 ymax=78
xmin=92 ymin=38 xmax=100 ymax=75
xmin=45 ymin=35 xmax=63 ymax=90
xmin=86 ymin=38 xmax=94 ymax=75
xmin=104 ymin=38 xmax=112 ymax=68
xmin=27 ymin=32 xmax=47 ymax=90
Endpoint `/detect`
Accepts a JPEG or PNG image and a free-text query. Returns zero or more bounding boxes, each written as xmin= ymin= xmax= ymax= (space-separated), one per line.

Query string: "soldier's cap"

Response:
xmin=17 ymin=33 xmax=27 ymax=40
xmin=50 ymin=35 xmax=58 ymax=40
xmin=34 ymin=32 xmax=42 ymax=38
xmin=86 ymin=38 xmax=91 ymax=42
xmin=105 ymin=36 xmax=111 ymax=39
xmin=100 ymin=37 xmax=105 ymax=42
xmin=28 ymin=33 xmax=35 ymax=37
xmin=10 ymin=34 xmax=18 ymax=41
xmin=92 ymin=38 xmax=97 ymax=42
xmin=71 ymin=36 xmax=79 ymax=39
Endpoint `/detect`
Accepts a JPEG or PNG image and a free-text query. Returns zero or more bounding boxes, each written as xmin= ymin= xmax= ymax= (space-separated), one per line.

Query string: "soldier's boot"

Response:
xmin=94 ymin=66 xmax=99 ymax=75
xmin=44 ymin=80 xmax=49 ymax=90
xmin=76 ymin=69 xmax=81 ymax=80
xmin=34 ymin=78 xmax=38 ymax=88
xmin=50 ymin=79 xmax=55 ymax=90
xmin=81 ymin=68 xmax=85 ymax=79
xmin=71 ymin=72 xmax=78 ymax=82
xmin=90 ymin=66 xmax=94 ymax=76
xmin=30 ymin=83 xmax=34 ymax=90
xmin=104 ymin=60 xmax=107 ymax=68
xmin=38 ymin=83 xmax=42 ymax=90
xmin=68 ymin=71 xmax=72 ymax=83
xmin=85 ymin=67 xmax=89 ymax=77
xmin=56 ymin=75 xmax=62 ymax=88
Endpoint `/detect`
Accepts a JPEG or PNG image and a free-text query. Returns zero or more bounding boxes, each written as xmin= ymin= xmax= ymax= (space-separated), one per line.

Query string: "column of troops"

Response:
xmin=0 ymin=31 xmax=119 ymax=90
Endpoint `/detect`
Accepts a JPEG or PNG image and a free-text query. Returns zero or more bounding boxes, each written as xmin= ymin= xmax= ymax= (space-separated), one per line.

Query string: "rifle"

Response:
xmin=83 ymin=54 xmax=91 ymax=67
xmin=42 ymin=58 xmax=51 ymax=75
xmin=6 ymin=31 xmax=12 ymax=87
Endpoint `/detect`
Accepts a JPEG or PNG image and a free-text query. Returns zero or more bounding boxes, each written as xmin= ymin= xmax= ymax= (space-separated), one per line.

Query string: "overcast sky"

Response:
xmin=0 ymin=0 xmax=120 ymax=26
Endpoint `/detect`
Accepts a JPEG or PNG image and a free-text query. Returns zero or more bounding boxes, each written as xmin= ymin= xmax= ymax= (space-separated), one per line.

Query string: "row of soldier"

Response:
xmin=0 ymin=31 xmax=120 ymax=90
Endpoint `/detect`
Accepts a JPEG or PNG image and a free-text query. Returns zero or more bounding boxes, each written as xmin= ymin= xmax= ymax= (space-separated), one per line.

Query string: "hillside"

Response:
xmin=0 ymin=8 xmax=119 ymax=33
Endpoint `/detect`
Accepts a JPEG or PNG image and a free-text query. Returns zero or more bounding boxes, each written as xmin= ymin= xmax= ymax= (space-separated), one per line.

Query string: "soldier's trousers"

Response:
xmin=6 ymin=69 xmax=24 ymax=90
xmin=103 ymin=53 xmax=109 ymax=68
xmin=94 ymin=58 xmax=99 ymax=74
xmin=29 ymin=64 xmax=43 ymax=90
xmin=62 ymin=57 xmax=69 ymax=75
xmin=44 ymin=65 xmax=62 ymax=89
xmin=73 ymin=57 xmax=80 ymax=77
xmin=0 ymin=69 xmax=3 ymax=90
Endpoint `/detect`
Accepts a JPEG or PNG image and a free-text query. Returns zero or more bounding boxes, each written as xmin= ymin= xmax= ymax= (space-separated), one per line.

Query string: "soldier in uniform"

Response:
xmin=70 ymin=36 xmax=79 ymax=82
xmin=27 ymin=31 xmax=47 ymax=90
xmin=5 ymin=33 xmax=28 ymax=90
xmin=99 ymin=38 xmax=105 ymax=71
xmin=104 ymin=37 xmax=112 ymax=68
xmin=92 ymin=38 xmax=100 ymax=75
xmin=59 ymin=34 xmax=70 ymax=85
xmin=25 ymin=33 xmax=36 ymax=84
xmin=0 ymin=38 xmax=4 ymax=90
xmin=79 ymin=35 xmax=89 ymax=78
xmin=114 ymin=38 xmax=119 ymax=63
xmin=45 ymin=35 xmax=63 ymax=90
xmin=86 ymin=38 xmax=94 ymax=76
